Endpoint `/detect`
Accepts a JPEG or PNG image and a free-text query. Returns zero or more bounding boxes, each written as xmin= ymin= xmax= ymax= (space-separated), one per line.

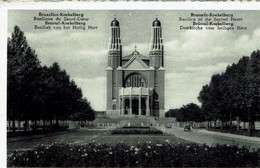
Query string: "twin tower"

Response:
xmin=106 ymin=18 xmax=165 ymax=117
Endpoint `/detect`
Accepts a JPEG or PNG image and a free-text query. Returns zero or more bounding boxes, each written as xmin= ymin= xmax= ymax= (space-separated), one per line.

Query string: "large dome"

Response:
xmin=152 ymin=18 xmax=161 ymax=27
xmin=111 ymin=18 xmax=119 ymax=26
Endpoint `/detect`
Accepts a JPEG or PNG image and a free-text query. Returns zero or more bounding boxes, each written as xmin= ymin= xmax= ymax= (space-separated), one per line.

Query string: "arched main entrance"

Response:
xmin=119 ymin=87 xmax=150 ymax=116
xmin=132 ymin=99 xmax=139 ymax=115
xmin=141 ymin=98 xmax=146 ymax=115
xmin=124 ymin=99 xmax=130 ymax=115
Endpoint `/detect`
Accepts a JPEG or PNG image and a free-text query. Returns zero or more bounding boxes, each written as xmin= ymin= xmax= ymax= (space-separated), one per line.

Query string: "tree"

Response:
xmin=7 ymin=26 xmax=41 ymax=131
xmin=167 ymin=103 xmax=204 ymax=127
xmin=246 ymin=50 xmax=260 ymax=134
xmin=7 ymin=26 xmax=96 ymax=132
xmin=71 ymin=98 xmax=96 ymax=122
xmin=198 ymin=50 xmax=260 ymax=135
xmin=165 ymin=109 xmax=178 ymax=117
xmin=198 ymin=84 xmax=215 ymax=128
xmin=225 ymin=57 xmax=249 ymax=130
xmin=39 ymin=62 xmax=95 ymax=125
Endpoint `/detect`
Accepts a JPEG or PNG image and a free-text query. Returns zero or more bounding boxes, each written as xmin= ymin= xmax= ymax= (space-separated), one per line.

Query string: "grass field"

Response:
xmin=7 ymin=128 xmax=191 ymax=155
xmin=8 ymin=116 xmax=260 ymax=156
xmin=7 ymin=129 xmax=107 ymax=155
xmin=90 ymin=133 xmax=191 ymax=146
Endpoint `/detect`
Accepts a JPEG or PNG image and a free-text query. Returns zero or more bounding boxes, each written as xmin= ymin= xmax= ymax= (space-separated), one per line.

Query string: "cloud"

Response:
xmin=163 ymin=28 xmax=260 ymax=110
xmin=164 ymin=30 xmax=233 ymax=62
xmin=165 ymin=74 xmax=209 ymax=109
xmin=184 ymin=62 xmax=230 ymax=73
xmin=253 ymin=28 xmax=260 ymax=37
xmin=165 ymin=62 xmax=230 ymax=109
xmin=233 ymin=28 xmax=260 ymax=55
xmin=74 ymin=77 xmax=106 ymax=111
xmin=79 ymin=49 xmax=107 ymax=57
xmin=21 ymin=29 xmax=109 ymax=79
xmin=164 ymin=29 xmax=260 ymax=64
xmin=123 ymin=42 xmax=150 ymax=56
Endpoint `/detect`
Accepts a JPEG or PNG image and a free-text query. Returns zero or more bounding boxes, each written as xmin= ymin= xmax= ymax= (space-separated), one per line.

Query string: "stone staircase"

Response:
xmin=91 ymin=115 xmax=177 ymax=128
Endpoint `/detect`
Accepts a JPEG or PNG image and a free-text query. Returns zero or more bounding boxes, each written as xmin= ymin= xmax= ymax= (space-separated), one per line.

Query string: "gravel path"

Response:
xmin=164 ymin=127 xmax=260 ymax=149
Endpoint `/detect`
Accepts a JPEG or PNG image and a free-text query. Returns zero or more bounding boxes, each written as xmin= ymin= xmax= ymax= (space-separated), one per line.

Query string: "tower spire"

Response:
xmin=108 ymin=18 xmax=122 ymax=69
xmin=150 ymin=18 xmax=163 ymax=50
xmin=109 ymin=18 xmax=121 ymax=50
xmin=149 ymin=18 xmax=164 ymax=69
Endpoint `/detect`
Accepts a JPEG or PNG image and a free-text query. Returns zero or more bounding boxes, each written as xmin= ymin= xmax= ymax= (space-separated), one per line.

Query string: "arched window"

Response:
xmin=125 ymin=74 xmax=146 ymax=87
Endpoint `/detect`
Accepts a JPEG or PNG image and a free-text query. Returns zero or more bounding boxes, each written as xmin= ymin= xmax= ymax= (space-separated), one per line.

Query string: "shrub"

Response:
xmin=30 ymin=124 xmax=69 ymax=131
xmin=111 ymin=129 xmax=163 ymax=134
xmin=7 ymin=142 xmax=260 ymax=167
xmin=122 ymin=126 xmax=150 ymax=129
xmin=111 ymin=127 xmax=163 ymax=135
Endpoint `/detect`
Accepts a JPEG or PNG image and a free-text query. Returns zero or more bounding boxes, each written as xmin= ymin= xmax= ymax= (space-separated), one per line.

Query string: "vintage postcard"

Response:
xmin=1 ymin=2 xmax=260 ymax=167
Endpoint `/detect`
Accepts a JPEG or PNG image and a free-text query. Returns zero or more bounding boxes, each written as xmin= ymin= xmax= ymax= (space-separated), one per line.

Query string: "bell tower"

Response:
xmin=149 ymin=18 xmax=165 ymax=117
xmin=108 ymin=18 xmax=122 ymax=69
xmin=149 ymin=18 xmax=164 ymax=69
xmin=107 ymin=18 xmax=122 ymax=115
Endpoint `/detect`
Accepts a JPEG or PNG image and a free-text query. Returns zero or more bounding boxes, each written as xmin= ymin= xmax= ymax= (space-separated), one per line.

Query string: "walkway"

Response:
xmin=164 ymin=127 xmax=260 ymax=149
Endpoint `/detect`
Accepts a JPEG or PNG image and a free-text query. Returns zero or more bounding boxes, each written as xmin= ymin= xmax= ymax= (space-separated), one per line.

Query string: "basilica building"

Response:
xmin=106 ymin=18 xmax=165 ymax=117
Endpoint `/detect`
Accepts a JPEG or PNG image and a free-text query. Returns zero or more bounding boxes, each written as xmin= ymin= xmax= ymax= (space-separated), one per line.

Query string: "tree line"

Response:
xmin=166 ymin=103 xmax=205 ymax=124
xmin=7 ymin=26 xmax=95 ymax=132
xmin=166 ymin=50 xmax=260 ymax=134
xmin=198 ymin=50 xmax=260 ymax=134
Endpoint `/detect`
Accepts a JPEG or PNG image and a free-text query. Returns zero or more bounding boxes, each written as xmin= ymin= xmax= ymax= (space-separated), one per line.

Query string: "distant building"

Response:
xmin=106 ymin=18 xmax=165 ymax=117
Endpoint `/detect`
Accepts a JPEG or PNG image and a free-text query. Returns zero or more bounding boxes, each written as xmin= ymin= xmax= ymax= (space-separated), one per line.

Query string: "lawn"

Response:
xmin=91 ymin=133 xmax=191 ymax=146
xmin=7 ymin=129 xmax=107 ymax=155
xmin=8 ymin=128 xmax=191 ymax=155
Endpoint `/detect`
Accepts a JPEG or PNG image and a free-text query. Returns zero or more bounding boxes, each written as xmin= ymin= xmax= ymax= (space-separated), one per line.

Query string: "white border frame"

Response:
xmin=1 ymin=2 xmax=260 ymax=168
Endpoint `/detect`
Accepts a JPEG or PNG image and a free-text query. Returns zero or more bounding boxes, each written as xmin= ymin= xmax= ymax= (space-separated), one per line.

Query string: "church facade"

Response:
xmin=106 ymin=18 xmax=165 ymax=117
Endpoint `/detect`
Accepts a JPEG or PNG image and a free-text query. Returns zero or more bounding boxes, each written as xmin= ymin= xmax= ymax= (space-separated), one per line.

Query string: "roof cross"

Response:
xmin=134 ymin=45 xmax=137 ymax=51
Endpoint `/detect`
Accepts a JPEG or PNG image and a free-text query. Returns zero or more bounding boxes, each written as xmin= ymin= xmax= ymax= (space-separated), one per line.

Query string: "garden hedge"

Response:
xmin=111 ymin=128 xmax=163 ymax=134
xmin=8 ymin=142 xmax=260 ymax=167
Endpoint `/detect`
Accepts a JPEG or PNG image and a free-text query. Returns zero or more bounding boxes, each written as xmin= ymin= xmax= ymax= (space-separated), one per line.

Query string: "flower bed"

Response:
xmin=122 ymin=126 xmax=150 ymax=129
xmin=111 ymin=127 xmax=163 ymax=134
xmin=8 ymin=142 xmax=260 ymax=167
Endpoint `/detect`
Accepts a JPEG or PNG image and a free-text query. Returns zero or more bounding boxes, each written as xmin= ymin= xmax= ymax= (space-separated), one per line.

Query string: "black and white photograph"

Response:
xmin=1 ymin=6 xmax=260 ymax=167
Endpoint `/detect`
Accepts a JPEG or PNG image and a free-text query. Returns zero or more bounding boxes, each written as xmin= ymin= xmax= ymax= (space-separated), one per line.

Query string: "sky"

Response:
xmin=8 ymin=10 xmax=260 ymax=111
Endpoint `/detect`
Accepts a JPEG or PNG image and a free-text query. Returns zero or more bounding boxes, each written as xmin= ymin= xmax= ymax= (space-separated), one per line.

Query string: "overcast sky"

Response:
xmin=8 ymin=10 xmax=260 ymax=111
